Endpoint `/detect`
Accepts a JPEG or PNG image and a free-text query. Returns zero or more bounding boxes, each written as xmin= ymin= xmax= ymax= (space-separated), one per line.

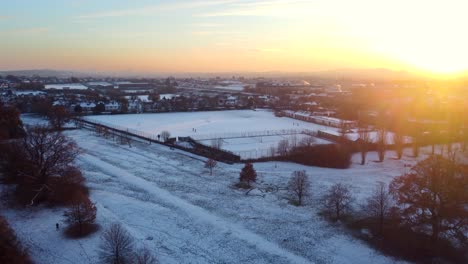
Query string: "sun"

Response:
xmin=398 ymin=41 xmax=468 ymax=75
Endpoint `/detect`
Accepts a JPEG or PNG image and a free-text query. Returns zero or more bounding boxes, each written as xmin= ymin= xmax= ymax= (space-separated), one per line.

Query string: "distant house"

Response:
xmin=225 ymin=96 xmax=238 ymax=106
xmin=105 ymin=101 xmax=120 ymax=112
xmin=79 ymin=102 xmax=96 ymax=112
xmin=281 ymin=110 xmax=357 ymax=129
xmin=128 ymin=100 xmax=143 ymax=113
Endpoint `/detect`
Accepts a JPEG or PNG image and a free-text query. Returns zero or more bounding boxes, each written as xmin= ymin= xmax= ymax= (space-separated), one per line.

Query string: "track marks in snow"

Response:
xmin=80 ymin=153 xmax=312 ymax=264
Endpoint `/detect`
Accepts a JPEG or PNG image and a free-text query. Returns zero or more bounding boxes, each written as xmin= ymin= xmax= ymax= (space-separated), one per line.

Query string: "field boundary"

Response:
xmin=73 ymin=118 xmax=241 ymax=163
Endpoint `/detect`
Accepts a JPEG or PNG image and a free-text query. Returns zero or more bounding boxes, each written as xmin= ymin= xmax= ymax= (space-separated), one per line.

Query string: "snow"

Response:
xmin=1 ymin=115 xmax=424 ymax=263
xmin=198 ymin=135 xmax=332 ymax=159
xmin=20 ymin=114 xmax=49 ymax=126
xmin=14 ymin=90 xmax=46 ymax=96
xmin=86 ymin=82 xmax=113 ymax=87
xmin=160 ymin=93 xmax=178 ymax=100
xmin=84 ymin=110 xmax=339 ymax=158
xmin=213 ymin=81 xmax=248 ymax=91
xmin=213 ymin=84 xmax=246 ymax=91
xmin=44 ymin=84 xmax=89 ymax=90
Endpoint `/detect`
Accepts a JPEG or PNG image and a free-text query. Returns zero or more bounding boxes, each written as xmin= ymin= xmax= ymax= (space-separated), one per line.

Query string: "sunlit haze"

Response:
xmin=1 ymin=0 xmax=467 ymax=75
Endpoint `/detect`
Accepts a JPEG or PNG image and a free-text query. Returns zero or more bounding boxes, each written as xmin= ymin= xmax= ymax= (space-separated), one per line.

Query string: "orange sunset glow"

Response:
xmin=1 ymin=0 xmax=467 ymax=76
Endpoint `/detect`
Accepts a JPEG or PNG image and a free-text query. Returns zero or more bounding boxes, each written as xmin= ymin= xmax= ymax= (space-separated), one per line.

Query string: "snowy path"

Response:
xmin=81 ymin=153 xmax=312 ymax=264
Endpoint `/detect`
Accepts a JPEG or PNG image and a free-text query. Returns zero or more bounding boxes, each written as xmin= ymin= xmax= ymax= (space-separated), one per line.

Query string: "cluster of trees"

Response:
xmin=0 ymin=101 xmax=25 ymax=140
xmin=0 ymin=105 xmax=98 ymax=239
xmin=326 ymin=155 xmax=467 ymax=262
xmin=234 ymin=155 xmax=467 ymax=262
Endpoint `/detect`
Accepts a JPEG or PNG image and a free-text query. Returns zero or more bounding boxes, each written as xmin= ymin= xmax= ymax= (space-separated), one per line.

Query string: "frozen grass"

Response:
xmin=84 ymin=110 xmax=337 ymax=159
xmin=2 ymin=116 xmax=438 ymax=263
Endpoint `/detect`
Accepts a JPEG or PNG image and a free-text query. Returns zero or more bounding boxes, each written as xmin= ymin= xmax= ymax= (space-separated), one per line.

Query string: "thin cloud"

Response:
xmin=191 ymin=23 xmax=225 ymax=28
xmin=0 ymin=27 xmax=49 ymax=36
xmin=249 ymin=48 xmax=286 ymax=52
xmin=77 ymin=0 xmax=239 ymax=19
xmin=191 ymin=30 xmax=243 ymax=36
xmin=0 ymin=16 xmax=11 ymax=21
xmin=196 ymin=0 xmax=313 ymax=17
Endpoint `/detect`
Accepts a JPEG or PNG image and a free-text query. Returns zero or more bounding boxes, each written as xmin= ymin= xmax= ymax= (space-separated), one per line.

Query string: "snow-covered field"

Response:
xmin=84 ymin=110 xmax=337 ymax=158
xmin=84 ymin=110 xmax=336 ymax=138
xmin=44 ymin=84 xmax=88 ymax=90
xmin=1 ymin=116 xmax=438 ymax=263
xmin=198 ymin=135 xmax=332 ymax=159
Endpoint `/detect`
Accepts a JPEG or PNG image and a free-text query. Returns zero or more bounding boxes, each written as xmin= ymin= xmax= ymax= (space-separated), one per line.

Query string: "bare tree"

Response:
xmin=47 ymin=105 xmax=71 ymax=131
xmin=4 ymin=126 xmax=79 ymax=205
xmin=390 ymin=155 xmax=468 ymax=248
xmin=462 ymin=120 xmax=468 ymax=152
xmin=119 ymin=134 xmax=132 ymax=147
xmin=211 ymin=138 xmax=223 ymax=149
xmin=363 ymin=182 xmax=392 ymax=236
xmin=288 ymin=170 xmax=310 ymax=206
xmin=290 ymin=134 xmax=298 ymax=148
xmin=412 ymin=132 xmax=421 ymax=158
xmin=269 ymin=145 xmax=276 ymax=157
xmin=322 ymin=183 xmax=353 ymax=221
xmin=338 ymin=120 xmax=348 ymax=136
xmin=393 ymin=131 xmax=405 ymax=160
xmin=204 ymin=158 xmax=217 ymax=175
xmin=160 ymin=131 xmax=170 ymax=142
xmin=22 ymin=126 xmax=78 ymax=184
xmin=134 ymin=248 xmax=157 ymax=264
xmin=299 ymin=136 xmax=315 ymax=147
xmin=63 ymin=198 xmax=97 ymax=236
xmin=277 ymin=139 xmax=289 ymax=156
xmin=358 ymin=127 xmax=371 ymax=165
xmin=99 ymin=223 xmax=135 ymax=264
xmin=376 ymin=129 xmax=386 ymax=162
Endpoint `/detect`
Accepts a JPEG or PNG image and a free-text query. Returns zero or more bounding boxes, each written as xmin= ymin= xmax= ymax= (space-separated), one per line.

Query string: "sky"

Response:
xmin=1 ymin=0 xmax=467 ymax=75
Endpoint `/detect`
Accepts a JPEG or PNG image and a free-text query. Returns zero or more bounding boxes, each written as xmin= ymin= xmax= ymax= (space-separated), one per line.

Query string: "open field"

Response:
xmin=84 ymin=110 xmax=337 ymax=138
xmin=84 ymin=110 xmax=336 ymax=158
xmin=1 ymin=116 xmax=443 ymax=263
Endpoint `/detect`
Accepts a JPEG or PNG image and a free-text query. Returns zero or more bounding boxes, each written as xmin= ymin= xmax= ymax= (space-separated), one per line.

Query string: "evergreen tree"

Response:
xmin=239 ymin=163 xmax=257 ymax=186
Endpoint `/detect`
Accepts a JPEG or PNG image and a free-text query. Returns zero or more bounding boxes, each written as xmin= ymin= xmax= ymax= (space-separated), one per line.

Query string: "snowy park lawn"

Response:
xmin=0 ymin=116 xmax=433 ymax=263
xmin=84 ymin=110 xmax=336 ymax=158
xmin=198 ymin=135 xmax=332 ymax=159
xmin=84 ymin=109 xmax=337 ymax=139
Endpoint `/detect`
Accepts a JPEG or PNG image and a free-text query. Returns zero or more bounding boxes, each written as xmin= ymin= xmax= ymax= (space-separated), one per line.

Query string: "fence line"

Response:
xmin=192 ymin=129 xmax=317 ymax=141
xmin=76 ymin=118 xmax=241 ymax=163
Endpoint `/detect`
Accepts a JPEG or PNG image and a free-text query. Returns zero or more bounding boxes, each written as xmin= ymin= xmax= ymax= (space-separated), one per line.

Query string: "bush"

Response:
xmin=48 ymin=166 xmax=89 ymax=206
xmin=286 ymin=144 xmax=351 ymax=169
xmin=0 ymin=216 xmax=33 ymax=264
xmin=63 ymin=197 xmax=98 ymax=238
xmin=160 ymin=131 xmax=170 ymax=142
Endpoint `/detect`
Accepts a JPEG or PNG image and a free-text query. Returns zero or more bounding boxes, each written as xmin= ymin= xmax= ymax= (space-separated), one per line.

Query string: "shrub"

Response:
xmin=63 ymin=197 xmax=98 ymax=238
xmin=286 ymin=144 xmax=351 ymax=169
xmin=0 ymin=216 xmax=33 ymax=264
xmin=239 ymin=163 xmax=257 ymax=187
